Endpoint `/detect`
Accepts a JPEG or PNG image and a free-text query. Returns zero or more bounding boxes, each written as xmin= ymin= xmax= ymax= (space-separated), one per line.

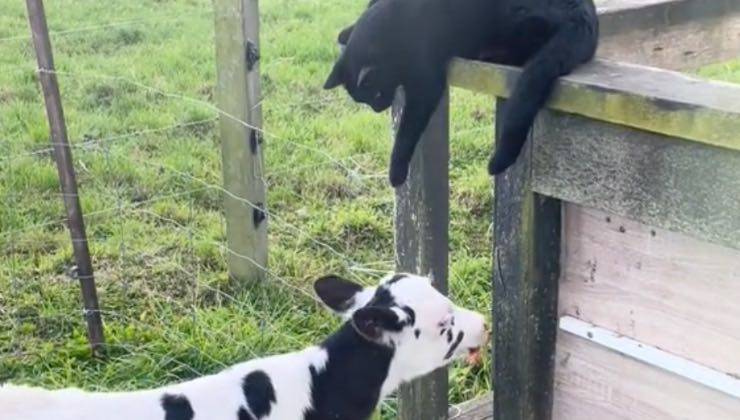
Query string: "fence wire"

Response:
xmin=0 ymin=1 xmax=492 ymax=414
xmin=1 ymin=0 xmax=397 ymax=386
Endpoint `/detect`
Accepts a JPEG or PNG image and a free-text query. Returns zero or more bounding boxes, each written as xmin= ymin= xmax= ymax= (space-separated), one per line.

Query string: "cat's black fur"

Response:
xmin=324 ymin=0 xmax=598 ymax=186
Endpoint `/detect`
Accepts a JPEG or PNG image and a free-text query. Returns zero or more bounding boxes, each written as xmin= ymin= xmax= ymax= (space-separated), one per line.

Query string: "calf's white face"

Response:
xmin=314 ymin=273 xmax=488 ymax=389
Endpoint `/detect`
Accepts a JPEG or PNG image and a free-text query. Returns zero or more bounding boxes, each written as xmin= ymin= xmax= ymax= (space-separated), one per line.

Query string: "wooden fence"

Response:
xmin=23 ymin=0 xmax=740 ymax=418
xmin=445 ymin=0 xmax=740 ymax=418
xmin=204 ymin=1 xmax=738 ymax=417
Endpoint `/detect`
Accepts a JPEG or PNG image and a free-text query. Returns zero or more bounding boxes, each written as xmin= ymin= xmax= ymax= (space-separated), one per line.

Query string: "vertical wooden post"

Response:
xmin=25 ymin=0 xmax=105 ymax=354
xmin=394 ymin=89 xmax=450 ymax=420
xmin=492 ymin=99 xmax=561 ymax=420
xmin=213 ymin=0 xmax=267 ymax=283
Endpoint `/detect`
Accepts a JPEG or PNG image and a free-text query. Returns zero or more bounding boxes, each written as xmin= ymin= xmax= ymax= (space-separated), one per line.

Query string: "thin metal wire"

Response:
xmin=7 ymin=118 xmax=217 ymax=161
xmin=0 ymin=11 xmax=213 ymax=43
xmin=140 ymin=160 xmax=386 ymax=284
xmin=0 ymin=187 xmax=211 ymax=243
xmin=40 ymin=68 xmax=359 ymax=177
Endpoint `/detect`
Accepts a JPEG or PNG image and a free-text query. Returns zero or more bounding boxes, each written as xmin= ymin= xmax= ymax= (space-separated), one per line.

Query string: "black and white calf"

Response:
xmin=0 ymin=273 xmax=487 ymax=420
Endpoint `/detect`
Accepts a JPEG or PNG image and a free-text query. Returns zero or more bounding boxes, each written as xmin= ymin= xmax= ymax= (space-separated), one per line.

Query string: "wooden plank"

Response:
xmin=26 ymin=0 xmax=105 ymax=354
xmin=449 ymin=58 xmax=740 ymax=153
xmin=492 ymin=99 xmax=561 ymax=420
xmin=559 ymin=204 xmax=740 ymax=376
xmin=560 ymin=316 xmax=740 ymax=398
xmin=597 ymin=0 xmax=740 ymax=70
xmin=553 ymin=331 xmax=740 ymax=420
xmin=213 ymin=0 xmax=267 ymax=283
xmin=531 ymin=110 xmax=740 ymax=249
xmin=394 ymin=89 xmax=450 ymax=420
xmin=451 ymin=393 xmax=494 ymax=420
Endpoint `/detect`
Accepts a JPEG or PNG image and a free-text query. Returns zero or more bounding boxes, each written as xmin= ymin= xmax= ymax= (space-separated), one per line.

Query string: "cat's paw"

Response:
xmin=488 ymin=150 xmax=517 ymax=175
xmin=389 ymin=160 xmax=410 ymax=187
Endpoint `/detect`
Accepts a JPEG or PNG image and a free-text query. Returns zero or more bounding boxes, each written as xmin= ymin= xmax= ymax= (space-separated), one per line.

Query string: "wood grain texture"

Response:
xmin=492 ymin=99 xmax=561 ymax=420
xmin=26 ymin=0 xmax=105 ymax=353
xmin=531 ymin=110 xmax=740 ymax=250
xmin=597 ymin=0 xmax=740 ymax=70
xmin=449 ymin=58 xmax=740 ymax=153
xmin=559 ymin=316 xmax=740 ymax=398
xmin=451 ymin=393 xmax=493 ymax=420
xmin=393 ymin=89 xmax=450 ymax=420
xmin=553 ymin=331 xmax=740 ymax=420
xmin=559 ymin=204 xmax=740 ymax=377
xmin=213 ymin=0 xmax=267 ymax=283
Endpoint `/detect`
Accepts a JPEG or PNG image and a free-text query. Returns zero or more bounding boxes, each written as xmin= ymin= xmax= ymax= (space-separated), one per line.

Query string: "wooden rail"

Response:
xmin=447 ymin=1 xmax=740 ymax=419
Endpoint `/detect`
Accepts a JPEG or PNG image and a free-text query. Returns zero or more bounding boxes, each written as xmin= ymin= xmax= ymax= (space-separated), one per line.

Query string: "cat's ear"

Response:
xmin=324 ymin=56 xmax=345 ymax=90
xmin=338 ymin=25 xmax=354 ymax=46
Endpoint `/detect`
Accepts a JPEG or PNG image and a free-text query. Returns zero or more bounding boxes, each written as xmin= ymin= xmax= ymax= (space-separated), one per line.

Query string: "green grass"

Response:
xmin=0 ymin=0 xmax=493 ymax=415
xmin=0 ymin=0 xmax=738 ymax=417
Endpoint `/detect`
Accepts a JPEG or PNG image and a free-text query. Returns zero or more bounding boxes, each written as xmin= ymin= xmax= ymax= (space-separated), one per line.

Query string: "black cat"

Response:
xmin=324 ymin=0 xmax=598 ymax=186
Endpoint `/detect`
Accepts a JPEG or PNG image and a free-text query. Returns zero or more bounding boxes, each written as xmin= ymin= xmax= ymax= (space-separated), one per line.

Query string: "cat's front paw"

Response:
xmin=389 ymin=160 xmax=410 ymax=187
xmin=488 ymin=151 xmax=517 ymax=175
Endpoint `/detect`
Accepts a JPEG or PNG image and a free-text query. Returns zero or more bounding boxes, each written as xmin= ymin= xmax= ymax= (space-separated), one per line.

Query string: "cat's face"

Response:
xmin=323 ymin=8 xmax=401 ymax=112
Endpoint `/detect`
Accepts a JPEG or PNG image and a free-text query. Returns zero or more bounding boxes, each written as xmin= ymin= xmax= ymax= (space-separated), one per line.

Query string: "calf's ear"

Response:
xmin=351 ymin=306 xmax=403 ymax=341
xmin=314 ymin=275 xmax=364 ymax=314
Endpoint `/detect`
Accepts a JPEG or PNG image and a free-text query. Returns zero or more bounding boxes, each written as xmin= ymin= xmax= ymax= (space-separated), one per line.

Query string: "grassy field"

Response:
xmin=1 ymin=0 xmax=738 ymax=417
xmin=0 ymin=0 xmax=494 ymax=415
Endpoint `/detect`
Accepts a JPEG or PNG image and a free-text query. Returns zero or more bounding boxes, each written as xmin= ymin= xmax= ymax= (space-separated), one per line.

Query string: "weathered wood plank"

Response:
xmin=492 ymin=99 xmax=561 ymax=420
xmin=449 ymin=59 xmax=740 ymax=153
xmin=530 ymin=110 xmax=740 ymax=249
xmin=451 ymin=393 xmax=494 ymax=420
xmin=394 ymin=89 xmax=450 ymax=420
xmin=597 ymin=0 xmax=740 ymax=70
xmin=26 ymin=0 xmax=105 ymax=354
xmin=213 ymin=0 xmax=267 ymax=283
xmin=560 ymin=316 xmax=740 ymax=398
xmin=553 ymin=331 xmax=740 ymax=420
xmin=559 ymin=204 xmax=740 ymax=375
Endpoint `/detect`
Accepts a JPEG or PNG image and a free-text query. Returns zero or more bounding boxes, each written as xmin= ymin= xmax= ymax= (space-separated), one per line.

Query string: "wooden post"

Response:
xmin=394 ymin=89 xmax=450 ymax=420
xmin=25 ymin=0 xmax=105 ymax=354
xmin=213 ymin=0 xmax=267 ymax=283
xmin=492 ymin=99 xmax=561 ymax=420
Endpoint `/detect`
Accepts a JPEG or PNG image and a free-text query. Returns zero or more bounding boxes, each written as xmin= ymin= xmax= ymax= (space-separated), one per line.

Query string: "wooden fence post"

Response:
xmin=394 ymin=89 xmax=451 ymax=420
xmin=25 ymin=0 xmax=105 ymax=355
xmin=213 ymin=0 xmax=267 ymax=283
xmin=492 ymin=99 xmax=561 ymax=420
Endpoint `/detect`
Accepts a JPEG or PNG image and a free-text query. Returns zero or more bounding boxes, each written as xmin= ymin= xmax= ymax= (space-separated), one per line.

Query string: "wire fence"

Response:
xmin=0 ymin=0 xmax=492 ymax=414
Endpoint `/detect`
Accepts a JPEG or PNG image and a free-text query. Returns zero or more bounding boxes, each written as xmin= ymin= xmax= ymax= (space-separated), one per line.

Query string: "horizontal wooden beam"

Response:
xmin=597 ymin=0 xmax=740 ymax=69
xmin=449 ymin=58 xmax=740 ymax=153
xmin=530 ymin=109 xmax=740 ymax=249
xmin=559 ymin=204 xmax=740 ymax=375
xmin=598 ymin=0 xmax=739 ymax=36
xmin=450 ymin=393 xmax=494 ymax=420
xmin=560 ymin=316 xmax=740 ymax=399
xmin=553 ymin=329 xmax=740 ymax=419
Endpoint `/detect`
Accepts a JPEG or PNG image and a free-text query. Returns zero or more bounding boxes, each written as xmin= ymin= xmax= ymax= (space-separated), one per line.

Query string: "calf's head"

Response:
xmin=314 ymin=273 xmax=488 ymax=386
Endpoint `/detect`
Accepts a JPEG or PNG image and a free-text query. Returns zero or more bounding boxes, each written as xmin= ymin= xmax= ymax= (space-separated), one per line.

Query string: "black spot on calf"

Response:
xmin=242 ymin=370 xmax=276 ymax=418
xmin=400 ymin=306 xmax=415 ymax=326
xmin=444 ymin=331 xmax=465 ymax=360
xmin=387 ymin=273 xmax=406 ymax=285
xmin=161 ymin=394 xmax=194 ymax=420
